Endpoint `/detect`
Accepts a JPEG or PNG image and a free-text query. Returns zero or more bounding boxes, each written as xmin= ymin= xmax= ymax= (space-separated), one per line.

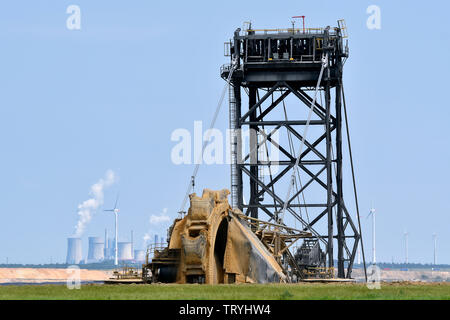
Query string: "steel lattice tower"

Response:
xmin=221 ymin=22 xmax=361 ymax=278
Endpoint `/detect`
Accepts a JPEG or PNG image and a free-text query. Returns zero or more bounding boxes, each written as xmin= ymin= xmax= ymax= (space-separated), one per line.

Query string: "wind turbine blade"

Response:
xmin=114 ymin=193 xmax=120 ymax=210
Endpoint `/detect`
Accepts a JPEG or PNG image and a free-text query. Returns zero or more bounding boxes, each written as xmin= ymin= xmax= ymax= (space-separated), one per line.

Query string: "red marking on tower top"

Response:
xmin=292 ymin=16 xmax=306 ymax=33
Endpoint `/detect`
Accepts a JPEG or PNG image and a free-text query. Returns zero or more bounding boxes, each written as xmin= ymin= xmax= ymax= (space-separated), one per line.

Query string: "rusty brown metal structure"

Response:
xmin=143 ymin=189 xmax=311 ymax=284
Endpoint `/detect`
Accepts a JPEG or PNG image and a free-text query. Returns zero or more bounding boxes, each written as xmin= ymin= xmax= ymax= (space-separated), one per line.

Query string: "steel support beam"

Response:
xmin=249 ymin=87 xmax=259 ymax=220
xmin=325 ymin=82 xmax=334 ymax=269
xmin=336 ymin=75 xmax=345 ymax=278
xmin=223 ymin=25 xmax=361 ymax=279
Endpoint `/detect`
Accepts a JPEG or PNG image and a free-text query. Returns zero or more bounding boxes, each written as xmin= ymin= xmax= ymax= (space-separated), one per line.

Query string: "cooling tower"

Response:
xmin=134 ymin=249 xmax=145 ymax=262
xmin=66 ymin=237 xmax=82 ymax=264
xmin=87 ymin=237 xmax=104 ymax=263
xmin=118 ymin=242 xmax=133 ymax=261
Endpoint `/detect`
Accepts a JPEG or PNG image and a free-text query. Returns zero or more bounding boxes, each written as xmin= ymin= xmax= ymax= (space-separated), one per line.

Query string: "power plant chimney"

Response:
xmin=66 ymin=237 xmax=82 ymax=264
xmin=87 ymin=236 xmax=104 ymax=263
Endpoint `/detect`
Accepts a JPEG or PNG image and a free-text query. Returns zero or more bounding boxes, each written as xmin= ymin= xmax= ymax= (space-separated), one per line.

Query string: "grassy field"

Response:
xmin=0 ymin=282 xmax=449 ymax=300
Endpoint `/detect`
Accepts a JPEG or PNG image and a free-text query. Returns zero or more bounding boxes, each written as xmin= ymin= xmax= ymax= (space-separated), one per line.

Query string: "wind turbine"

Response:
xmin=433 ymin=233 xmax=437 ymax=266
xmin=104 ymin=194 xmax=120 ymax=266
xmin=368 ymin=205 xmax=376 ymax=264
xmin=404 ymin=230 xmax=409 ymax=264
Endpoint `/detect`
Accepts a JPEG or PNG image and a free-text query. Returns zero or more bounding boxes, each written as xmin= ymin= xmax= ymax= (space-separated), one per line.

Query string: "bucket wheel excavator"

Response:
xmin=143 ymin=189 xmax=312 ymax=284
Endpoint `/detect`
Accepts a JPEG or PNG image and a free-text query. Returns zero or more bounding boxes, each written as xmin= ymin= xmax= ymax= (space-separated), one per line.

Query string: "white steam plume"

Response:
xmin=74 ymin=170 xmax=116 ymax=237
xmin=142 ymin=208 xmax=170 ymax=247
xmin=149 ymin=208 xmax=170 ymax=224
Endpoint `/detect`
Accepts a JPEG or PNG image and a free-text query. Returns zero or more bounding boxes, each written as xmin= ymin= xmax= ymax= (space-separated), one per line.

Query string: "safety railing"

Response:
xmin=145 ymin=242 xmax=168 ymax=264
xmin=220 ymin=64 xmax=232 ymax=74
xmin=220 ymin=63 xmax=240 ymax=76
xmin=337 ymin=19 xmax=348 ymax=39
xmin=245 ymin=28 xmax=338 ymax=36
xmin=302 ymin=266 xmax=335 ymax=279
xmin=112 ymin=266 xmax=141 ymax=279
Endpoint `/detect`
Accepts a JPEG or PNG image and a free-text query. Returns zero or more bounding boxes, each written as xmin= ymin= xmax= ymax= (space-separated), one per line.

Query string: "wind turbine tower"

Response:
xmin=433 ymin=233 xmax=437 ymax=265
xmin=368 ymin=206 xmax=376 ymax=264
xmin=404 ymin=230 xmax=409 ymax=264
xmin=104 ymin=195 xmax=120 ymax=266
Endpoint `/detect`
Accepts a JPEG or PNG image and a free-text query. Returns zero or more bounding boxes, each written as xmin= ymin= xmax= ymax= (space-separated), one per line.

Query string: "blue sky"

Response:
xmin=0 ymin=0 xmax=449 ymax=264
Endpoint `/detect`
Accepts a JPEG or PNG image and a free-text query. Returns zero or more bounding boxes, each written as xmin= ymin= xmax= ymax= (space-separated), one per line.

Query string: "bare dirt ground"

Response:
xmin=351 ymin=268 xmax=450 ymax=282
xmin=0 ymin=268 xmax=113 ymax=284
xmin=1 ymin=268 xmax=449 ymax=285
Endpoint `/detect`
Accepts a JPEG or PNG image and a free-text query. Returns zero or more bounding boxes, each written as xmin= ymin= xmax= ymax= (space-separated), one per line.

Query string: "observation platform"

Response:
xmin=221 ymin=25 xmax=348 ymax=87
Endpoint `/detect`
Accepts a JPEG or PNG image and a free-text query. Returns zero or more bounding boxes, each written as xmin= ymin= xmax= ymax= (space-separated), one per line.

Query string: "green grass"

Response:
xmin=0 ymin=283 xmax=449 ymax=300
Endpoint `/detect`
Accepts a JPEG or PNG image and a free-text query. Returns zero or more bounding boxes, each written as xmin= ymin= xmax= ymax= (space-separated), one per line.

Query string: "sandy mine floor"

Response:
xmin=0 ymin=268 xmax=113 ymax=284
xmin=0 ymin=267 xmax=448 ymax=284
xmin=351 ymin=268 xmax=450 ymax=282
